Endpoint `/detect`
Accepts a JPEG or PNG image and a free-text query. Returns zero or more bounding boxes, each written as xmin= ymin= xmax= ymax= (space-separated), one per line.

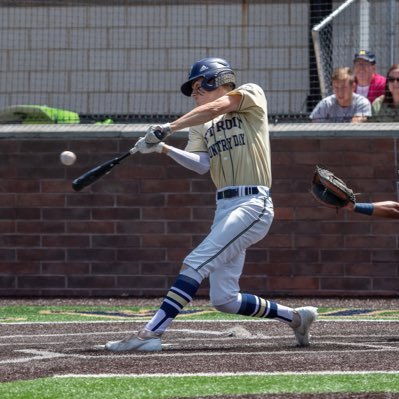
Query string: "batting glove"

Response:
xmin=135 ymin=137 xmax=164 ymax=154
xmin=145 ymin=123 xmax=172 ymax=144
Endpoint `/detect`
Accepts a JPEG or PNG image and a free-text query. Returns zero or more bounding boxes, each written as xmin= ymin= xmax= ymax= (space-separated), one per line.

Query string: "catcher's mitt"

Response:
xmin=310 ymin=165 xmax=356 ymax=209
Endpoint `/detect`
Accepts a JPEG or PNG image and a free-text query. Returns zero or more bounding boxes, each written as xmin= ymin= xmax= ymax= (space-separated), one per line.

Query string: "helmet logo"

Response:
xmin=199 ymin=65 xmax=209 ymax=72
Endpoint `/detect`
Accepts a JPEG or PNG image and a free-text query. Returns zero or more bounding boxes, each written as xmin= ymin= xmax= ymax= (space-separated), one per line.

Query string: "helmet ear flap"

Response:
xmin=200 ymin=71 xmax=235 ymax=92
xmin=200 ymin=76 xmax=216 ymax=92
xmin=215 ymin=71 xmax=236 ymax=90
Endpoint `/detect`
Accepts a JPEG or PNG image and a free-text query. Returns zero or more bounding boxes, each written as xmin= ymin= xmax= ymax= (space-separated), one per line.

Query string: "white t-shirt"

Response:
xmin=356 ymin=85 xmax=370 ymax=98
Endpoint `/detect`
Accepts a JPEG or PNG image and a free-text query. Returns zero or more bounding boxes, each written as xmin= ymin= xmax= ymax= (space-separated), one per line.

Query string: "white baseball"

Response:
xmin=60 ymin=151 xmax=77 ymax=166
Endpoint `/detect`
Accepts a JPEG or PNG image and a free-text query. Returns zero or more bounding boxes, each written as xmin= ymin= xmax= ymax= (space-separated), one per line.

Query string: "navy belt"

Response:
xmin=217 ymin=186 xmax=259 ymax=200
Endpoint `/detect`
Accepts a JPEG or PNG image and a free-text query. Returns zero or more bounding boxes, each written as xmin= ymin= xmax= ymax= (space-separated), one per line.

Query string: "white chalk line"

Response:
xmin=81 ymin=348 xmax=399 ymax=358
xmin=1 ymin=329 xmax=398 ymax=342
xmin=0 ymin=323 xmax=397 ymax=366
xmin=0 ymin=349 xmax=68 ymax=365
xmin=0 ymin=328 xmax=228 ymax=340
xmin=54 ymin=370 xmax=399 ymax=378
xmin=1 ymin=326 xmax=398 ymax=348
xmin=0 ymin=344 xmax=397 ymax=366
xmin=1 ymin=319 xmax=398 ymax=326
xmin=322 ymin=340 xmax=399 ymax=351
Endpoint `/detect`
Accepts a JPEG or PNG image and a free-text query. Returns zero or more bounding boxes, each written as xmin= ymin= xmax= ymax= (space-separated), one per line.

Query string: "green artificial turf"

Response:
xmin=0 ymin=373 xmax=397 ymax=399
xmin=0 ymin=305 xmax=398 ymax=323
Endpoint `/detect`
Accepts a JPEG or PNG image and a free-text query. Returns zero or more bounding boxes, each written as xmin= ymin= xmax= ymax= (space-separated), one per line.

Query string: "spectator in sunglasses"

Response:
xmin=370 ymin=64 xmax=399 ymax=122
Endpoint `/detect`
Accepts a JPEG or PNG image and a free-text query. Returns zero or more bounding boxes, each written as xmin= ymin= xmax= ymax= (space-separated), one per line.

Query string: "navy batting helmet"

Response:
xmin=180 ymin=57 xmax=236 ymax=96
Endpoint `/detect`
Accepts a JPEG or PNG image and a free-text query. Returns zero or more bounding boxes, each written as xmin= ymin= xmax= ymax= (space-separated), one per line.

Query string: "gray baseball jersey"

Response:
xmin=310 ymin=92 xmax=371 ymax=122
xmin=185 ymin=83 xmax=272 ymax=189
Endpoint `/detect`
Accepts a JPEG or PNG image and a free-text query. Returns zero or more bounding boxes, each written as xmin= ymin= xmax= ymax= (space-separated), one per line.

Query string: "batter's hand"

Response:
xmin=145 ymin=123 xmax=172 ymax=144
xmin=135 ymin=137 xmax=164 ymax=154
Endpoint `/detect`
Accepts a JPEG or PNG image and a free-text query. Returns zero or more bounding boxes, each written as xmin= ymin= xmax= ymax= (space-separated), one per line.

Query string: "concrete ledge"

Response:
xmin=0 ymin=122 xmax=398 ymax=139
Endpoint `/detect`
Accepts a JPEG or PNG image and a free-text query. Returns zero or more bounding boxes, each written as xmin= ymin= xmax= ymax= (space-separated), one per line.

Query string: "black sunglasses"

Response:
xmin=388 ymin=77 xmax=399 ymax=83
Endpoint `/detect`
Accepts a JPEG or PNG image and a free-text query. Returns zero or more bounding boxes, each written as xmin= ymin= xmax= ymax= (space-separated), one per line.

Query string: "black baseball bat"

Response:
xmin=72 ymin=147 xmax=137 ymax=192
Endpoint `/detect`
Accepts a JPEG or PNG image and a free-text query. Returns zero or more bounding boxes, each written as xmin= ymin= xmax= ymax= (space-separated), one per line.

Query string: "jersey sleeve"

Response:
xmin=184 ymin=125 xmax=208 ymax=153
xmin=228 ymin=83 xmax=267 ymax=115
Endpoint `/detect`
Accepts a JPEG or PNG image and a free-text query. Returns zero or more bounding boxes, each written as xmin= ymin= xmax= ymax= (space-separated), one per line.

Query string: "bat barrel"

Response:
xmin=72 ymin=157 xmax=120 ymax=191
xmin=71 ymin=148 xmax=136 ymax=192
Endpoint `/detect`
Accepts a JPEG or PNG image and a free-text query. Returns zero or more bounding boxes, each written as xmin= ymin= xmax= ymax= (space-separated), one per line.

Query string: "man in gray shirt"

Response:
xmin=310 ymin=67 xmax=371 ymax=123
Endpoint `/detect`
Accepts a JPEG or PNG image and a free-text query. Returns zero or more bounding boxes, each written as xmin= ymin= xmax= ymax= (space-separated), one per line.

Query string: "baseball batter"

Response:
xmin=105 ymin=57 xmax=317 ymax=352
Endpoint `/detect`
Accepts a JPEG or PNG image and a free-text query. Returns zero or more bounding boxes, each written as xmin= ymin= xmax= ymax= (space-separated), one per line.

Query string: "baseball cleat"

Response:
xmin=292 ymin=306 xmax=318 ymax=347
xmin=105 ymin=329 xmax=162 ymax=352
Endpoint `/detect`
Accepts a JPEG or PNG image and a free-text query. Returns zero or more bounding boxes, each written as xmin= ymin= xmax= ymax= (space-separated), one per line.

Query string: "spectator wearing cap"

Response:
xmin=310 ymin=67 xmax=371 ymax=123
xmin=353 ymin=50 xmax=386 ymax=104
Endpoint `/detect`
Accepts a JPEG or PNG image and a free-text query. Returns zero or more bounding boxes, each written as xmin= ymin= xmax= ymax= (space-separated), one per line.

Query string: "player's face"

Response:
xmin=353 ymin=60 xmax=375 ymax=85
xmin=333 ymin=79 xmax=355 ymax=106
xmin=191 ymin=78 xmax=221 ymax=106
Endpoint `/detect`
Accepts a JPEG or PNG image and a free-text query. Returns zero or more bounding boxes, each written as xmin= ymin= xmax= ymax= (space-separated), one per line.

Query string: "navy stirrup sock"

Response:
xmin=237 ymin=293 xmax=293 ymax=323
xmin=145 ymin=274 xmax=200 ymax=333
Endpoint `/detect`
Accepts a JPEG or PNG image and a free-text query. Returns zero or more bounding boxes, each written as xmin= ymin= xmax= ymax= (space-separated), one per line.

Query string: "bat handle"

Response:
xmin=129 ymin=146 xmax=138 ymax=155
xmin=115 ymin=146 xmax=137 ymax=163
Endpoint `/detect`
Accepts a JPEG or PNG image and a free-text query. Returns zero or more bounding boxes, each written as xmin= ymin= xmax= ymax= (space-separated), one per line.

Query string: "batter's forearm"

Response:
xmin=163 ymin=145 xmax=210 ymax=175
xmin=170 ymin=105 xmax=220 ymax=132
xmin=170 ymin=94 xmax=241 ymax=132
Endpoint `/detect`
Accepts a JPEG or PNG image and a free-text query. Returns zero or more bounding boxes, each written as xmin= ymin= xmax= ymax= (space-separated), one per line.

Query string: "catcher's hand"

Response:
xmin=310 ymin=165 xmax=356 ymax=209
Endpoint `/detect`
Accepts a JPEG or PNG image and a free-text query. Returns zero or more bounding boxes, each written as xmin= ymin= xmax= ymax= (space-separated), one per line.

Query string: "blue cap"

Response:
xmin=354 ymin=50 xmax=376 ymax=64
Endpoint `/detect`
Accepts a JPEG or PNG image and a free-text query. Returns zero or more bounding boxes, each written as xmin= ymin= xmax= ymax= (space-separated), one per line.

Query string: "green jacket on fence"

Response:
xmin=0 ymin=105 xmax=80 ymax=124
xmin=0 ymin=105 xmax=113 ymax=124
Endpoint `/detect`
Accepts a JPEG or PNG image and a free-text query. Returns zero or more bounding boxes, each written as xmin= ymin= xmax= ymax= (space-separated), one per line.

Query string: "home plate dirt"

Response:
xmin=0 ymin=298 xmax=398 ymax=399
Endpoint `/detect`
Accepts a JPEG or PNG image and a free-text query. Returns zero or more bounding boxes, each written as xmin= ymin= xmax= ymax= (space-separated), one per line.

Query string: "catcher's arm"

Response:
xmin=345 ymin=201 xmax=399 ymax=219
